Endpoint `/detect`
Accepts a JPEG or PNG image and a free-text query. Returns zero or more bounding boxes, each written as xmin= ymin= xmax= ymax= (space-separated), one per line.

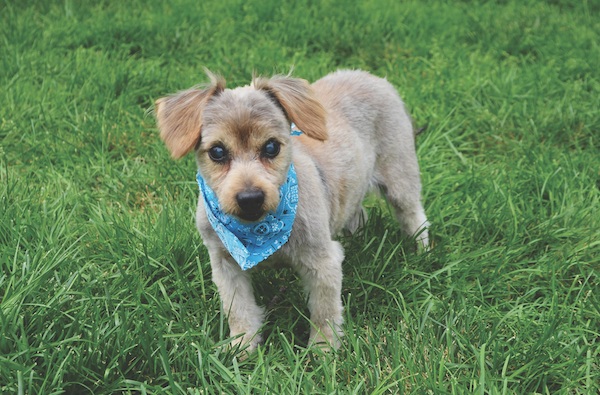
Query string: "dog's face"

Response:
xmin=198 ymin=88 xmax=292 ymax=221
xmin=155 ymin=72 xmax=328 ymax=221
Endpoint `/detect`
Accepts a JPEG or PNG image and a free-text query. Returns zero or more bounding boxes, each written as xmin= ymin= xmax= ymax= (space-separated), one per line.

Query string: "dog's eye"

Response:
xmin=208 ymin=145 xmax=228 ymax=162
xmin=261 ymin=140 xmax=280 ymax=159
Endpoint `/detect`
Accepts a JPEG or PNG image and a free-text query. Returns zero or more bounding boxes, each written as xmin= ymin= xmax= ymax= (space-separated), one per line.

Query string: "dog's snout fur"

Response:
xmin=155 ymin=69 xmax=429 ymax=355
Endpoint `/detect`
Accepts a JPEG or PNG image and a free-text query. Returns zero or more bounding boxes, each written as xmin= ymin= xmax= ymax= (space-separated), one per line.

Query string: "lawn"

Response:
xmin=1 ymin=0 xmax=598 ymax=393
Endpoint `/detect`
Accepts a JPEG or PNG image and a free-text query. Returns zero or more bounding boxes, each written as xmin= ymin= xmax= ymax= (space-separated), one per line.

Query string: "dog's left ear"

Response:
xmin=254 ymin=76 xmax=328 ymax=141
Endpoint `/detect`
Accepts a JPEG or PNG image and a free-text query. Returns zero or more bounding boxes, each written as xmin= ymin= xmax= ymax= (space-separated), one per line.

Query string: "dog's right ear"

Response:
xmin=155 ymin=72 xmax=225 ymax=159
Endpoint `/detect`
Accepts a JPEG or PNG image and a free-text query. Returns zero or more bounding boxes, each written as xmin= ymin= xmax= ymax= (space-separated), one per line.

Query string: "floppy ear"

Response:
xmin=155 ymin=72 xmax=225 ymax=159
xmin=253 ymin=75 xmax=328 ymax=141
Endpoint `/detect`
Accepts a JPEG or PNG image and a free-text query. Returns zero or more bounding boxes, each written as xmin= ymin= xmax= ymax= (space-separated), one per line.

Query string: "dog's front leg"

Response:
xmin=208 ymin=250 xmax=265 ymax=353
xmin=295 ymin=241 xmax=345 ymax=350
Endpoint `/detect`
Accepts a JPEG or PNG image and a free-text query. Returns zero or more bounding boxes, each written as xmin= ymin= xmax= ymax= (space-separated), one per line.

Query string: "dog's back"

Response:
xmin=295 ymin=70 xmax=424 ymax=240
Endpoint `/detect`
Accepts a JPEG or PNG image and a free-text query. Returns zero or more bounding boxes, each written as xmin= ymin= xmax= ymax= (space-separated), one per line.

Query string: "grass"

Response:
xmin=1 ymin=0 xmax=598 ymax=393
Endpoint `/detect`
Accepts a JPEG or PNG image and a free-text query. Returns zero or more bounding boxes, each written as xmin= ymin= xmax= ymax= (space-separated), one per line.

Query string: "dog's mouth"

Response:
xmin=236 ymin=210 xmax=265 ymax=222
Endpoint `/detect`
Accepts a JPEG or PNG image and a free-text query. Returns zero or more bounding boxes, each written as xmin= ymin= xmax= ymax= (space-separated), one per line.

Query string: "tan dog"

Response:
xmin=155 ymin=70 xmax=429 ymax=353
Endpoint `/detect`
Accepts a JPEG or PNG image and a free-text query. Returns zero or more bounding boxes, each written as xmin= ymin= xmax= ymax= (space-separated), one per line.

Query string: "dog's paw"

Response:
xmin=309 ymin=325 xmax=342 ymax=352
xmin=228 ymin=332 xmax=262 ymax=359
xmin=415 ymin=227 xmax=430 ymax=253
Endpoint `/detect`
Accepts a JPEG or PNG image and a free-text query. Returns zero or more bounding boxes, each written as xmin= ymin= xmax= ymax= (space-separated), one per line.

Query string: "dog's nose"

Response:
xmin=236 ymin=189 xmax=265 ymax=220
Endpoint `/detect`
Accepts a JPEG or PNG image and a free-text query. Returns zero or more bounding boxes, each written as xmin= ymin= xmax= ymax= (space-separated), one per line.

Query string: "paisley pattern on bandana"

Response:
xmin=197 ymin=164 xmax=299 ymax=270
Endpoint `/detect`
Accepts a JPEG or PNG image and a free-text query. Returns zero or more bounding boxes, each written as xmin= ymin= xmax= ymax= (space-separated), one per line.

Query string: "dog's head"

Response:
xmin=155 ymin=71 xmax=327 ymax=222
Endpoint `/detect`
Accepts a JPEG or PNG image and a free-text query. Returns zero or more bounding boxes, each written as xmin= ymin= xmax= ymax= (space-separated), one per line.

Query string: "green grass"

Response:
xmin=1 ymin=0 xmax=598 ymax=393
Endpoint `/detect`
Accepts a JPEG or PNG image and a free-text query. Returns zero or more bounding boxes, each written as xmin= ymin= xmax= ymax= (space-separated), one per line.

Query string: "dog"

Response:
xmin=155 ymin=69 xmax=429 ymax=353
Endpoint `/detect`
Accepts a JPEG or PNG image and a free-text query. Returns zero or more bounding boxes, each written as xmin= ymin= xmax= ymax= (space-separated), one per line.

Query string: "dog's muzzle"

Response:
xmin=236 ymin=189 xmax=265 ymax=221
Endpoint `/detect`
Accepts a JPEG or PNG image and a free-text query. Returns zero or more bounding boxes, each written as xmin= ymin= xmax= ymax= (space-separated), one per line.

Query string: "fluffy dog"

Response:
xmin=155 ymin=70 xmax=429 ymax=353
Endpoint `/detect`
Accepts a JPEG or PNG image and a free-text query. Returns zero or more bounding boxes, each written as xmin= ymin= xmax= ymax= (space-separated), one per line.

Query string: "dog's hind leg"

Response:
xmin=378 ymin=171 xmax=429 ymax=250
xmin=375 ymin=152 xmax=429 ymax=250
xmin=370 ymin=92 xmax=430 ymax=250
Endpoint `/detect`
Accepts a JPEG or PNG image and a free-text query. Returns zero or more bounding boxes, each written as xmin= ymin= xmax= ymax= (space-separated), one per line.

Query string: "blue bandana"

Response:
xmin=290 ymin=122 xmax=303 ymax=136
xmin=196 ymin=165 xmax=299 ymax=270
xmin=196 ymin=124 xmax=302 ymax=270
